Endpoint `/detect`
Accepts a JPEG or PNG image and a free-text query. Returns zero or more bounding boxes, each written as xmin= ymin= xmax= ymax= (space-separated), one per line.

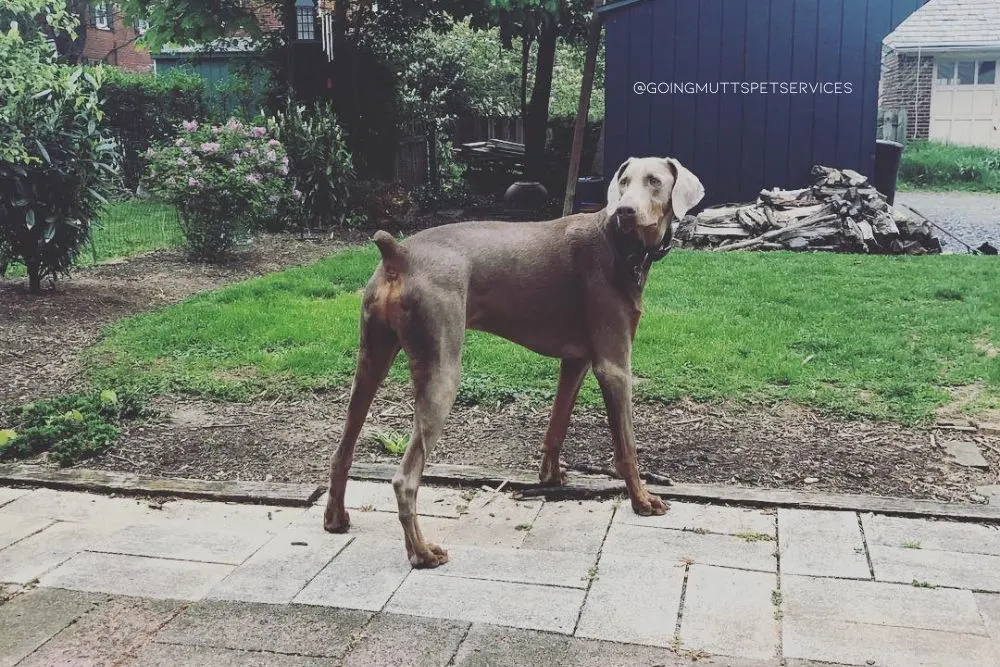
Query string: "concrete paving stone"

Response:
xmin=871 ymin=545 xmax=1000 ymax=592
xmin=17 ymin=595 xmax=182 ymax=667
xmin=92 ymin=516 xmax=278 ymax=565
xmin=784 ymin=574 xmax=986 ymax=635
xmin=125 ymin=643 xmax=332 ymax=667
xmin=386 ymin=572 xmax=585 ymax=634
xmin=0 ymin=513 xmax=53 ymax=552
xmin=679 ymin=565 xmax=779 ymax=660
xmin=616 ymin=501 xmax=775 ymax=537
xmin=294 ymin=503 xmax=457 ymax=543
xmin=207 ymin=524 xmax=352 ymax=603
xmin=0 ymin=488 xmax=152 ymax=527
xmin=158 ymin=498 xmax=306 ymax=527
xmin=783 ymin=617 xmax=998 ymax=667
xmin=575 ymin=553 xmax=685 ymax=647
xmin=863 ymin=513 xmax=1000 ymax=557
xmin=452 ymin=623 xmax=772 ymax=667
xmin=0 ymin=488 xmax=31 ymax=509
xmin=0 ymin=521 xmax=121 ymax=584
xmin=40 ymin=551 xmax=234 ymax=600
xmin=293 ymin=536 xmax=412 ymax=611
xmin=943 ymin=439 xmax=990 ymax=469
xmin=343 ymin=480 xmax=471 ymax=518
xmin=440 ymin=494 xmax=544 ymax=548
xmin=342 ymin=613 xmax=469 ymax=667
xmin=601 ymin=522 xmax=777 ymax=572
xmin=423 ymin=544 xmax=596 ymax=589
xmin=156 ymin=599 xmax=369 ymax=657
xmin=520 ymin=500 xmax=615 ymax=554
xmin=778 ymin=509 xmax=869 ymax=579
xmin=0 ymin=588 xmax=103 ymax=667
xmin=975 ymin=593 xmax=1000 ymax=653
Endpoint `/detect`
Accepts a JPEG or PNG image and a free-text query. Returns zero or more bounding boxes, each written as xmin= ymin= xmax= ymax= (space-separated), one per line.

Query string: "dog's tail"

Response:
xmin=373 ymin=230 xmax=406 ymax=274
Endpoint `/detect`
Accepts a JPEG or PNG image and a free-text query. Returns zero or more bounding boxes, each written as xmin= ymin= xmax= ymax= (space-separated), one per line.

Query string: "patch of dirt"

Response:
xmin=0 ymin=231 xmax=367 ymax=411
xmin=936 ymin=383 xmax=1000 ymax=427
xmin=75 ymin=384 xmax=1000 ymax=503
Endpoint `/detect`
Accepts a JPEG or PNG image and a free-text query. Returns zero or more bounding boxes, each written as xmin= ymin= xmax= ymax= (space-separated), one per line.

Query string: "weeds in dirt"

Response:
xmin=0 ymin=390 xmax=150 ymax=466
xmin=902 ymin=540 xmax=922 ymax=549
xmin=771 ymin=589 xmax=783 ymax=620
xmin=912 ymin=580 xmax=938 ymax=588
xmin=370 ymin=429 xmax=409 ymax=455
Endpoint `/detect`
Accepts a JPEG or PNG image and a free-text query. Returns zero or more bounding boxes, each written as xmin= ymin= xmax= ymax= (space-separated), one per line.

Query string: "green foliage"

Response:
xmin=144 ymin=118 xmax=294 ymax=259
xmin=117 ymin=0 xmax=269 ymax=51
xmin=0 ymin=391 xmax=149 ymax=466
xmin=99 ymin=67 xmax=207 ymax=191
xmin=899 ymin=141 xmax=1000 ymax=192
xmin=0 ymin=1 xmax=117 ymax=292
xmin=371 ymin=429 xmax=410 ymax=455
xmin=270 ymin=103 xmax=356 ymax=231
xmin=409 ymin=140 xmax=471 ymax=212
xmin=88 ymin=248 xmax=1000 ymax=424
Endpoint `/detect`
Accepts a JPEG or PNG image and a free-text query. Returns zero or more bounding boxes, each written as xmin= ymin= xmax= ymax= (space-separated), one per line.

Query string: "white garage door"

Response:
xmin=930 ymin=58 xmax=1000 ymax=148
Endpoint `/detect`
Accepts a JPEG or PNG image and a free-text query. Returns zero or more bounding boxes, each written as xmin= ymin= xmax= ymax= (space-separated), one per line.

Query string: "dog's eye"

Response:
xmin=648 ymin=175 xmax=661 ymax=188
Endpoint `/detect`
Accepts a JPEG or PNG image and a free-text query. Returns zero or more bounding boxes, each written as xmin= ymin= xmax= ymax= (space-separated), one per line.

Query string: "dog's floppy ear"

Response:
xmin=605 ymin=158 xmax=632 ymax=213
xmin=664 ymin=158 xmax=704 ymax=219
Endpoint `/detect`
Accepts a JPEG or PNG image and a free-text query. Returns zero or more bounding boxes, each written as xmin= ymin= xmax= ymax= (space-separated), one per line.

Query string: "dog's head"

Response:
xmin=605 ymin=157 xmax=704 ymax=247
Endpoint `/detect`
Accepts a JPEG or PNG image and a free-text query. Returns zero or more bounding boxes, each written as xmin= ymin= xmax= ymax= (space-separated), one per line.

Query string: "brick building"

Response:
xmin=78 ymin=1 xmax=153 ymax=70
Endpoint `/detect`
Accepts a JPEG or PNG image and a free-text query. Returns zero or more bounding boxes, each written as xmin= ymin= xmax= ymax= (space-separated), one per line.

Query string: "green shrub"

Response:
xmin=145 ymin=118 xmax=295 ymax=259
xmin=0 ymin=390 xmax=149 ymax=466
xmin=899 ymin=141 xmax=1000 ymax=192
xmin=0 ymin=2 xmax=117 ymax=292
xmin=409 ymin=139 xmax=470 ymax=212
xmin=270 ymin=103 xmax=356 ymax=231
xmin=99 ymin=68 xmax=207 ymax=191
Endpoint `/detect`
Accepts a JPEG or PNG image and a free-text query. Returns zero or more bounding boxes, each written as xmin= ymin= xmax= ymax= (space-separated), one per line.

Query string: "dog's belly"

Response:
xmin=467 ymin=308 xmax=590 ymax=359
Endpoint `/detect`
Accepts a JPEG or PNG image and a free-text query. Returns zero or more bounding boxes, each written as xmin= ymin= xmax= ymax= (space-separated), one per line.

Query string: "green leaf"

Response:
xmin=62 ymin=410 xmax=85 ymax=424
xmin=0 ymin=430 xmax=17 ymax=447
xmin=99 ymin=390 xmax=119 ymax=406
xmin=34 ymin=139 xmax=51 ymax=164
xmin=24 ymin=209 xmax=35 ymax=229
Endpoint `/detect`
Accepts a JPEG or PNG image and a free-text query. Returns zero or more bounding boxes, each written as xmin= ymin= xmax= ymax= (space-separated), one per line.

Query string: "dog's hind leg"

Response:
xmin=324 ymin=316 xmax=399 ymax=533
xmin=393 ymin=301 xmax=464 ymax=568
xmin=539 ymin=358 xmax=590 ymax=485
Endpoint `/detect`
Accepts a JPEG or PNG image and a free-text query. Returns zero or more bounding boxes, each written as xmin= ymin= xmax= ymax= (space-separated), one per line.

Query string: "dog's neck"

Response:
xmin=606 ymin=214 xmax=672 ymax=289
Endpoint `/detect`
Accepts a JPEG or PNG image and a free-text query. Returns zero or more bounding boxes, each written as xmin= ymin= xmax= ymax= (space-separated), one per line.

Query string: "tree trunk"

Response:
xmin=27 ymin=262 xmax=41 ymax=294
xmin=562 ymin=3 xmax=602 ymax=216
xmin=523 ymin=16 xmax=559 ymax=182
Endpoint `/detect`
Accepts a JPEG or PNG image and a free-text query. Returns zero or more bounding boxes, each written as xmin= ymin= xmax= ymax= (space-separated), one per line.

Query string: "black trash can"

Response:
xmin=573 ymin=176 xmax=606 ymax=213
xmin=874 ymin=140 xmax=904 ymax=205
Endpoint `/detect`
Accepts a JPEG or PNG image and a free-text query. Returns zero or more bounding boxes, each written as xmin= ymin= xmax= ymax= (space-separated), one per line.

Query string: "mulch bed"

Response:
xmin=2 ymin=226 xmax=997 ymax=503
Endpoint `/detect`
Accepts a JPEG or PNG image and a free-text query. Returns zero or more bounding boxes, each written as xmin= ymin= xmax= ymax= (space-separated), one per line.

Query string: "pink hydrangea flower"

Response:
xmin=246 ymin=174 xmax=261 ymax=184
xmin=174 ymin=138 xmax=186 ymax=147
xmin=292 ymin=189 xmax=303 ymax=200
xmin=188 ymin=177 xmax=200 ymax=187
xmin=265 ymin=150 xmax=277 ymax=162
xmin=182 ymin=120 xmax=198 ymax=132
xmin=176 ymin=158 xmax=187 ymax=167
xmin=201 ymin=142 xmax=221 ymax=154
xmin=251 ymin=126 xmax=267 ymax=138
xmin=226 ymin=118 xmax=243 ymax=132
xmin=145 ymin=147 xmax=154 ymax=157
xmin=181 ymin=146 xmax=192 ymax=155
xmin=279 ymin=165 xmax=289 ymax=176
xmin=268 ymin=139 xmax=280 ymax=147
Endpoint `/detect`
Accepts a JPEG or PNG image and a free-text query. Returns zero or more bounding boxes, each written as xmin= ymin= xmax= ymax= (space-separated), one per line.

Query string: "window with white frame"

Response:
xmin=936 ymin=58 xmax=997 ymax=85
xmin=91 ymin=1 xmax=112 ymax=30
xmin=296 ymin=0 xmax=317 ymax=40
xmin=133 ymin=18 xmax=150 ymax=34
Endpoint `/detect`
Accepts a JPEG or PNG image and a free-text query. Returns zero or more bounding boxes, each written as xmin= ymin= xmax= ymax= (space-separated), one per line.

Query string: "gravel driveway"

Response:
xmin=895 ymin=191 xmax=1000 ymax=253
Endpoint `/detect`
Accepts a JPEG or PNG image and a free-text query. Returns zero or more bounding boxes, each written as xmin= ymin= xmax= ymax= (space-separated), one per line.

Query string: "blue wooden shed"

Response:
xmin=599 ymin=0 xmax=927 ymax=207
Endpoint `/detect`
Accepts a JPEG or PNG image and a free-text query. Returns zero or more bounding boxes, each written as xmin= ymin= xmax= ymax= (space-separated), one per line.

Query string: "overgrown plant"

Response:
xmin=270 ymin=103 xmax=355 ymax=231
xmin=0 ymin=1 xmax=117 ymax=292
xmin=145 ymin=118 xmax=295 ymax=259
xmin=0 ymin=390 xmax=149 ymax=466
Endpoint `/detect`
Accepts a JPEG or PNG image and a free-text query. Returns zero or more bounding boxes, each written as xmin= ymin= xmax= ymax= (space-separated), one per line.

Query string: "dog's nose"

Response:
xmin=615 ymin=206 xmax=637 ymax=218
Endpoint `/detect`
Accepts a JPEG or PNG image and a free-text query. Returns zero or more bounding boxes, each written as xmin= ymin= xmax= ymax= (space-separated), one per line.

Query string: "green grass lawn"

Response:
xmin=86 ymin=248 xmax=1000 ymax=424
xmin=4 ymin=200 xmax=181 ymax=278
xmin=899 ymin=141 xmax=1000 ymax=193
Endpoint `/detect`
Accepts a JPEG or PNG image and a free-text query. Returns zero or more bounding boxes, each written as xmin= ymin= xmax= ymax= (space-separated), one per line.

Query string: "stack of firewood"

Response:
xmin=674 ymin=166 xmax=942 ymax=254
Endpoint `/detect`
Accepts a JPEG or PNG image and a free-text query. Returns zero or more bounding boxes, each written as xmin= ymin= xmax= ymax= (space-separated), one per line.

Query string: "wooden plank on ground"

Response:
xmin=0 ymin=464 xmax=323 ymax=507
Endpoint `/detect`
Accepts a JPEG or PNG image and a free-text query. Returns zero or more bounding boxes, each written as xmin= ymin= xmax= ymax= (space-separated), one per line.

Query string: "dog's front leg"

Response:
xmin=592 ymin=360 xmax=668 ymax=516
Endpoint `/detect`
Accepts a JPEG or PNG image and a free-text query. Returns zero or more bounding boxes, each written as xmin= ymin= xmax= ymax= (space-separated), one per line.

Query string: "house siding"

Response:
xmin=879 ymin=51 xmax=933 ymax=140
xmin=80 ymin=6 xmax=152 ymax=70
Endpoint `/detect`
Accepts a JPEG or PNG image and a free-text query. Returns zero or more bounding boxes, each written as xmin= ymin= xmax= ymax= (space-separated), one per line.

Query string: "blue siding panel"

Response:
xmin=603 ymin=0 xmax=926 ymax=206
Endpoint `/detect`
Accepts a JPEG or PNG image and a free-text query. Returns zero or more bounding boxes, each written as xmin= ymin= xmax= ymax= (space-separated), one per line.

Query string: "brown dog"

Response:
xmin=324 ymin=157 xmax=705 ymax=567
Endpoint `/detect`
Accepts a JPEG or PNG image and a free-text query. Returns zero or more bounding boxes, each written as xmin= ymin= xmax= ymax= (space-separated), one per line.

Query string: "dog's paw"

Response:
xmin=323 ymin=506 xmax=351 ymax=533
xmin=538 ymin=458 xmax=568 ymax=486
xmin=410 ymin=543 xmax=449 ymax=568
xmin=631 ymin=494 xmax=669 ymax=517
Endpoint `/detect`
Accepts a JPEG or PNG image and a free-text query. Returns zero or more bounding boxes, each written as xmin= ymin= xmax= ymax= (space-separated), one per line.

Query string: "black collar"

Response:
xmin=610 ymin=216 xmax=673 ymax=287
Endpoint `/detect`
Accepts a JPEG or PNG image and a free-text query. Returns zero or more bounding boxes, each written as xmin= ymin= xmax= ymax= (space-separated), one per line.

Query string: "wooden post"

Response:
xmin=562 ymin=1 xmax=603 ymax=217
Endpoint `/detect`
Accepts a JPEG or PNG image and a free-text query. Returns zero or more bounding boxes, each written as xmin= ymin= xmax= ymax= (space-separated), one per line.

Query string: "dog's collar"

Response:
xmin=610 ymin=216 xmax=672 ymax=287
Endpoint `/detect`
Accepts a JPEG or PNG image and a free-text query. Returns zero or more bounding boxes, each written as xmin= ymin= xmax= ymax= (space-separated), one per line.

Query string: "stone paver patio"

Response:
xmin=2 ymin=481 xmax=1000 ymax=666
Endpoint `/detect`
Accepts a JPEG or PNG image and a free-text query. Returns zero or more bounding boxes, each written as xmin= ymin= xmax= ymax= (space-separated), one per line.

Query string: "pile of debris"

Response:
xmin=674 ymin=166 xmax=942 ymax=254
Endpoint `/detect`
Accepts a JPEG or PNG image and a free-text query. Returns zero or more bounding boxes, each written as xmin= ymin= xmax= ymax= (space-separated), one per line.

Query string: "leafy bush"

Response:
xmin=0 ymin=1 xmax=117 ymax=292
xmin=0 ymin=390 xmax=149 ymax=466
xmin=899 ymin=141 xmax=1000 ymax=192
xmin=270 ymin=103 xmax=356 ymax=231
xmin=99 ymin=68 xmax=207 ymax=191
xmin=145 ymin=118 xmax=295 ymax=259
